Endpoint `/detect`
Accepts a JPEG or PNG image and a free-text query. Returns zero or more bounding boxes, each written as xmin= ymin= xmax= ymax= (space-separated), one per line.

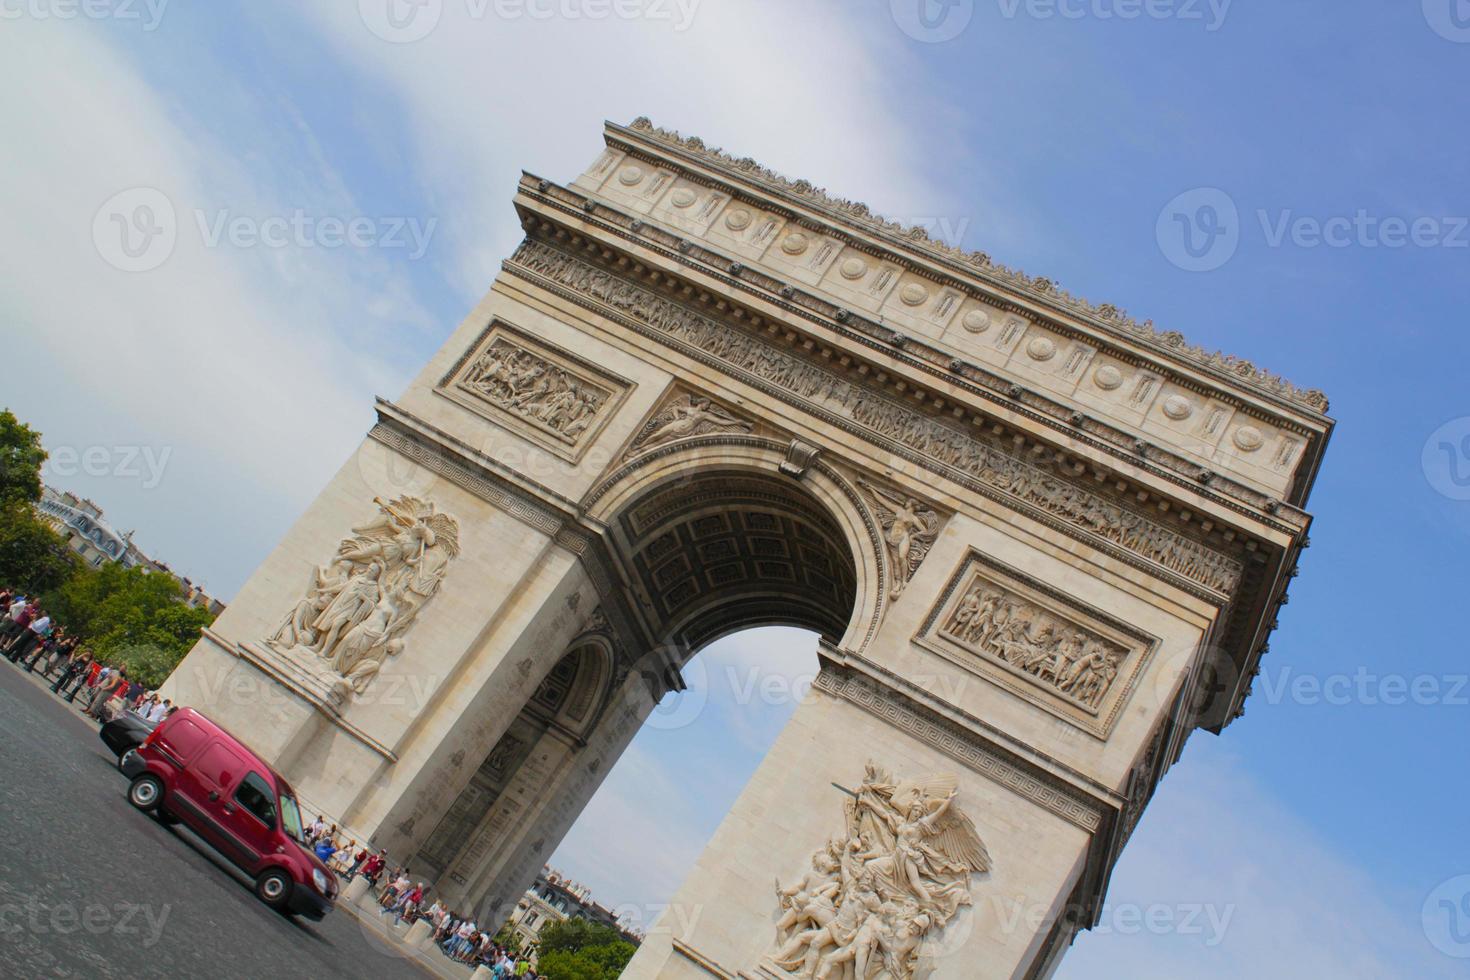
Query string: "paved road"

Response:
xmin=0 ymin=659 xmax=432 ymax=980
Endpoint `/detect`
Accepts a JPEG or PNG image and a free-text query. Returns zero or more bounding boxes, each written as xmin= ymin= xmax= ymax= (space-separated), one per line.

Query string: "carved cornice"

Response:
xmin=813 ymin=661 xmax=1104 ymax=833
xmin=616 ymin=117 xmax=1329 ymax=415
xmin=509 ymin=239 xmax=1244 ymax=598
xmin=515 ymin=181 xmax=1313 ymax=532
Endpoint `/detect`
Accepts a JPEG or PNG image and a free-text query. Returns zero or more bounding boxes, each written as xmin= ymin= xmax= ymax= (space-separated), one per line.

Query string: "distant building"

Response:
xmin=37 ymin=485 xmax=226 ymax=615
xmin=507 ymin=867 xmax=642 ymax=952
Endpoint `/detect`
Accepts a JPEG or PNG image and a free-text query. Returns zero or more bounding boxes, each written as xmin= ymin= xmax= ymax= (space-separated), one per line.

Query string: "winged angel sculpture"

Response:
xmin=859 ymin=482 xmax=942 ymax=600
xmin=267 ymin=495 xmax=460 ymax=697
xmin=631 ymin=393 xmax=753 ymax=452
xmin=771 ymin=765 xmax=990 ymax=979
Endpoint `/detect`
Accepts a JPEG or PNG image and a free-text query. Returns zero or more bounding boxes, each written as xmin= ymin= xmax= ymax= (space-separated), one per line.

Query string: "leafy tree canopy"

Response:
xmin=535 ymin=919 xmax=636 ymax=980
xmin=0 ymin=408 xmax=46 ymax=506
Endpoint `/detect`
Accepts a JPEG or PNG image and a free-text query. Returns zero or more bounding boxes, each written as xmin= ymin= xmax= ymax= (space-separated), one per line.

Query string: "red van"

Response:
xmin=122 ymin=707 xmax=338 ymax=919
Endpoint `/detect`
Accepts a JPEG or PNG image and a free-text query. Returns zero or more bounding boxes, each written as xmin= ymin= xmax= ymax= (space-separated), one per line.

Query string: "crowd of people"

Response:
xmin=295 ymin=812 xmax=541 ymax=976
xmin=4 ymin=584 xmax=542 ymax=977
xmin=1 ymin=587 xmax=176 ymax=722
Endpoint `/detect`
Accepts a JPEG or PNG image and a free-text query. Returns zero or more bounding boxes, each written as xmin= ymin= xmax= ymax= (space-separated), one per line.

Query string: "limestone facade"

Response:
xmin=160 ymin=118 xmax=1330 ymax=979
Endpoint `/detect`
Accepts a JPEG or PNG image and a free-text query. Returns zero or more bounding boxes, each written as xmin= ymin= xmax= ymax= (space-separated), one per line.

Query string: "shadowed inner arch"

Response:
xmin=611 ymin=470 xmax=860 ymax=653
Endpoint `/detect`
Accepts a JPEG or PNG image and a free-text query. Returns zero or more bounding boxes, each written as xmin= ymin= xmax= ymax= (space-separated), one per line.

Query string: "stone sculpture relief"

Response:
xmin=510 ymin=240 xmax=1241 ymax=594
xmin=942 ymin=579 xmax=1126 ymax=710
xmin=268 ymin=495 xmax=460 ymax=698
xmin=858 ymin=481 xmax=941 ymax=600
xmin=770 ymin=764 xmax=990 ymax=979
xmin=630 ymin=391 xmax=753 ymax=453
xmin=458 ymin=336 xmax=610 ymax=445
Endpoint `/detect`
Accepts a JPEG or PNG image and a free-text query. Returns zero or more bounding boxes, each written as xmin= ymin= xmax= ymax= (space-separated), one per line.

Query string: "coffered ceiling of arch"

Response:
xmin=614 ymin=474 xmax=858 ymax=650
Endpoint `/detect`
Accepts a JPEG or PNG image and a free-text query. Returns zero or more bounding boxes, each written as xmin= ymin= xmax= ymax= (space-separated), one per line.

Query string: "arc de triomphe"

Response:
xmin=162 ymin=118 xmax=1329 ymax=978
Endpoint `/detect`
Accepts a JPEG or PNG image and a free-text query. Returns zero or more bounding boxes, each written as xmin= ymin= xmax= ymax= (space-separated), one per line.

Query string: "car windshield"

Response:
xmin=278 ymin=791 xmax=306 ymax=844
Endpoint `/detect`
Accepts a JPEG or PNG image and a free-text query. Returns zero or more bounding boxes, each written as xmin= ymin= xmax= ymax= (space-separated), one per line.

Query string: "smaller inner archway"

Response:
xmin=610 ymin=469 xmax=860 ymax=655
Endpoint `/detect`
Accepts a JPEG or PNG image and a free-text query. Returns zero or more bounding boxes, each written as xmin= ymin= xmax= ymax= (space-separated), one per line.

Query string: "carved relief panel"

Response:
xmin=439 ymin=319 xmax=633 ymax=462
xmin=914 ymin=551 xmax=1158 ymax=738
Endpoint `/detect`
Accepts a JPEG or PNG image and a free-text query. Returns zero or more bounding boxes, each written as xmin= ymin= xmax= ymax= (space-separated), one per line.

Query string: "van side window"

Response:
xmin=235 ymin=772 xmax=277 ymax=828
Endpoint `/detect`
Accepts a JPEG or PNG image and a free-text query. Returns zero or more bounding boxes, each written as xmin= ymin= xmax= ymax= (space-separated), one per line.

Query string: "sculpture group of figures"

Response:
xmin=771 ymin=766 xmax=990 ymax=980
xmin=268 ymin=495 xmax=460 ymax=697
xmin=461 ymin=338 xmax=607 ymax=443
xmin=945 ymin=581 xmax=1123 ymax=709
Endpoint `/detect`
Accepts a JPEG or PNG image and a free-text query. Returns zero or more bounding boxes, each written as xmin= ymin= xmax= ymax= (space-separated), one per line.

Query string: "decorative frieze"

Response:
xmin=914 ymin=552 xmax=1159 ymax=739
xmin=510 ymin=240 xmax=1242 ymax=594
xmin=439 ymin=320 xmax=632 ymax=462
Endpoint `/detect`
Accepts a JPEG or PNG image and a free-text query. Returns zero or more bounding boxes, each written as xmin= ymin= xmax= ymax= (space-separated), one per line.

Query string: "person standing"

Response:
xmin=3 ymin=600 xmax=39 ymax=658
xmin=85 ymin=666 xmax=128 ymax=719
xmin=8 ymin=609 xmax=51 ymax=665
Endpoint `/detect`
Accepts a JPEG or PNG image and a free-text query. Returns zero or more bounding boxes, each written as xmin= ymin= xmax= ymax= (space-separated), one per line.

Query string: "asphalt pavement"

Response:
xmin=0 ymin=657 xmax=436 ymax=980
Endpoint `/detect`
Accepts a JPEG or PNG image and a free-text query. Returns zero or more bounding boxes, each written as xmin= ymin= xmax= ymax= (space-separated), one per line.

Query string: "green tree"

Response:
xmin=535 ymin=919 xmax=636 ymax=980
xmin=0 ymin=408 xmax=46 ymax=506
xmin=493 ymin=923 xmax=523 ymax=956
xmin=44 ymin=562 xmax=214 ymax=686
xmin=0 ymin=500 xmax=79 ymax=593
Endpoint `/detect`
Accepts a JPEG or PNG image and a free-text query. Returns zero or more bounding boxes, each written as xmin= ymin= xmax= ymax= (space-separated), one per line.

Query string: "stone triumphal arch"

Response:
xmin=163 ymin=118 xmax=1330 ymax=978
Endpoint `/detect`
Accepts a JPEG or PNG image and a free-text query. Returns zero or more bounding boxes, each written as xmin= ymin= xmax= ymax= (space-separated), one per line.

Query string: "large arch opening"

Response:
xmin=528 ymin=462 xmax=868 ymax=939
xmin=428 ymin=451 xmax=876 ymax=933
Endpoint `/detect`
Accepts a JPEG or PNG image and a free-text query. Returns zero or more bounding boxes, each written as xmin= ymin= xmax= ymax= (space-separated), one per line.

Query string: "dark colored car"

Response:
xmin=123 ymin=707 xmax=338 ymax=918
xmin=100 ymin=711 xmax=155 ymax=771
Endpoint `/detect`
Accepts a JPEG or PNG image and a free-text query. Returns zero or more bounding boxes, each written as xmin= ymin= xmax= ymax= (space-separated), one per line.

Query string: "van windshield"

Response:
xmin=279 ymin=791 xmax=306 ymax=844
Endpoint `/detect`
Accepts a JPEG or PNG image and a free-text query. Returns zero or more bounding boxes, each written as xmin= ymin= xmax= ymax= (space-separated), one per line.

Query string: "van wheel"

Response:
xmin=127 ymin=774 xmax=163 ymax=812
xmin=255 ymin=869 xmax=292 ymax=910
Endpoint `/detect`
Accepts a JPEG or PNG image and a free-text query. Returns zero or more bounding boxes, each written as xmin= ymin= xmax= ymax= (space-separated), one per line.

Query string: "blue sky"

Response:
xmin=2 ymin=1 xmax=1467 ymax=974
